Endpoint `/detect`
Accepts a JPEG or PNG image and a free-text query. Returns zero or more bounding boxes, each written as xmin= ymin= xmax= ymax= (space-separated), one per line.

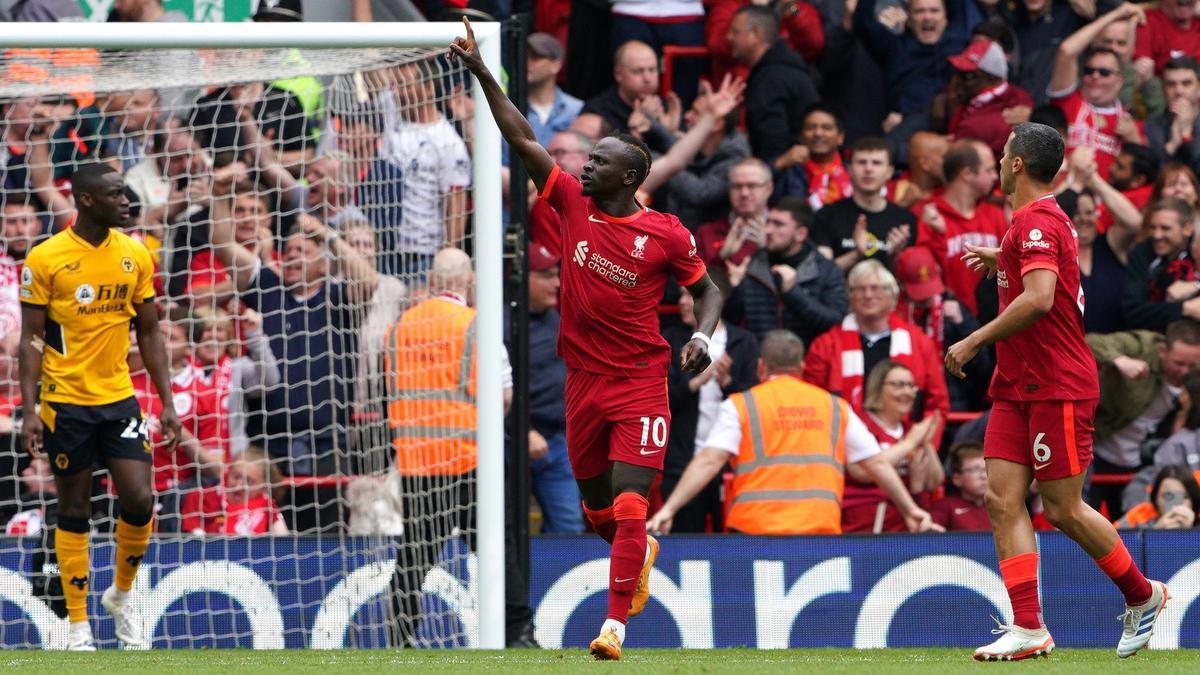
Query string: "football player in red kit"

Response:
xmin=451 ymin=19 xmax=729 ymax=659
xmin=946 ymin=123 xmax=1167 ymax=661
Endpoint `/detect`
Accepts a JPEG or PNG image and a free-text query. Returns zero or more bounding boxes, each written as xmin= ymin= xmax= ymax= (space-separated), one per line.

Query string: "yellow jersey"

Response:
xmin=20 ymin=227 xmax=155 ymax=406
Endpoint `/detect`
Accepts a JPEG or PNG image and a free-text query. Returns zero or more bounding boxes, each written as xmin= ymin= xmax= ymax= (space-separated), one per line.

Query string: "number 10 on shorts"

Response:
xmin=639 ymin=416 xmax=667 ymax=447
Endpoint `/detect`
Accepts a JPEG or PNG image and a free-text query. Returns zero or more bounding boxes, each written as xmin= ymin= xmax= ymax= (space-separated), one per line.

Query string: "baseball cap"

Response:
xmin=948 ymin=39 xmax=1007 ymax=80
xmin=529 ymin=243 xmax=560 ymax=272
xmin=527 ymin=33 xmax=564 ymax=61
xmin=895 ymin=247 xmax=944 ymax=302
xmin=254 ymin=0 xmax=303 ymax=22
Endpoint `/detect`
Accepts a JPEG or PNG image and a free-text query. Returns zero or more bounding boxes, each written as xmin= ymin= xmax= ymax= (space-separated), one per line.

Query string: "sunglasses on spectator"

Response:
xmin=1083 ymin=66 xmax=1117 ymax=78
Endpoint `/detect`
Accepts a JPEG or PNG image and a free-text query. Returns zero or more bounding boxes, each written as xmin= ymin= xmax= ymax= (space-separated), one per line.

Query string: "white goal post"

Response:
xmin=0 ymin=21 xmax=506 ymax=650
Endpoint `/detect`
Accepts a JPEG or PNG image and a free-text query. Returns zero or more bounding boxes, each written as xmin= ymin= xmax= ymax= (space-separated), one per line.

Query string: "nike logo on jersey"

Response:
xmin=615 ymin=577 xmax=635 ymax=583
xmin=1033 ymin=462 xmax=1052 ymax=471
xmin=954 ymin=507 xmax=972 ymax=515
xmin=639 ymin=447 xmax=661 ymax=455
xmin=588 ymin=214 xmax=606 ymax=224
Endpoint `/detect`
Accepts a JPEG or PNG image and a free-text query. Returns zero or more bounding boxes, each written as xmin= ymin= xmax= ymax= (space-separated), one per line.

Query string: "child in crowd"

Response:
xmin=180 ymin=446 xmax=288 ymax=535
xmin=931 ymin=441 xmax=990 ymax=531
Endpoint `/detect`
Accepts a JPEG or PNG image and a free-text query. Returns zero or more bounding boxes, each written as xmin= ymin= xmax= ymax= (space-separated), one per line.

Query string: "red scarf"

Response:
xmin=895 ymin=296 xmax=945 ymax=352
xmin=835 ymin=314 xmax=916 ymax=410
xmin=805 ymin=153 xmax=854 ymax=211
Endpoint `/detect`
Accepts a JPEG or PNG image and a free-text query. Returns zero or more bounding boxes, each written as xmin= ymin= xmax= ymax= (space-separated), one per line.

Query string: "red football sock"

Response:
xmin=999 ymin=552 xmax=1043 ymax=630
xmin=607 ymin=492 xmax=648 ymax=624
xmin=583 ymin=502 xmax=616 ymax=545
xmin=1095 ymin=540 xmax=1153 ymax=606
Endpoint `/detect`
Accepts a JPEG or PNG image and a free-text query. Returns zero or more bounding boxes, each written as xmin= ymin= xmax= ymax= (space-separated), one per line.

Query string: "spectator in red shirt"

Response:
xmin=180 ymin=446 xmax=289 ymax=536
xmin=1050 ymin=5 xmax=1148 ymax=178
xmin=188 ymin=187 xmax=278 ymax=307
xmin=915 ymin=139 xmax=1008 ymax=317
xmin=931 ymin=441 xmax=991 ymax=531
xmin=694 ymin=157 xmax=772 ymax=268
xmin=774 ymin=104 xmax=853 ymax=213
xmin=842 ymin=359 xmax=944 ymax=533
xmin=1134 ymin=0 xmax=1200 ymax=76
xmin=946 ymin=38 xmax=1034 ymax=158
xmin=803 ymin=258 xmax=950 ymax=430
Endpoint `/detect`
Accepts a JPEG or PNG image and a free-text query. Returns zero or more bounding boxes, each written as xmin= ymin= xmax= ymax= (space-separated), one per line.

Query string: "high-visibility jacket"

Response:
xmin=726 ymin=375 xmax=850 ymax=535
xmin=385 ymin=296 xmax=477 ymax=476
xmin=1114 ymin=502 xmax=1159 ymax=529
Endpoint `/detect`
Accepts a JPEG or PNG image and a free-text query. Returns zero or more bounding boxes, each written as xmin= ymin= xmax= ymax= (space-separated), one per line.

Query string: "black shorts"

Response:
xmin=42 ymin=397 xmax=151 ymax=476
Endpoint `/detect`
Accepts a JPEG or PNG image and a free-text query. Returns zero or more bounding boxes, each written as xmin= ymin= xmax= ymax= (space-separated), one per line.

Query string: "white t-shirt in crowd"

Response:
xmin=694 ymin=325 xmax=728 ymax=454
xmin=382 ymin=115 xmax=471 ymax=256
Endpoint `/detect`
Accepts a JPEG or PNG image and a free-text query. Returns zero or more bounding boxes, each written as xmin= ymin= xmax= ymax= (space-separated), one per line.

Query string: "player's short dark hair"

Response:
xmin=1146 ymin=197 xmax=1195 ymax=229
xmin=768 ymin=195 xmax=813 ymax=229
xmin=1083 ymin=46 xmax=1122 ymax=68
xmin=1121 ymin=143 xmax=1160 ymax=184
xmin=849 ymin=136 xmax=892 ymax=165
xmin=0 ymin=190 xmax=33 ymax=211
xmin=948 ymin=440 xmax=984 ymax=475
xmin=1008 ymin=122 xmax=1063 ymax=184
xmin=1029 ymin=105 xmax=1068 ymax=137
xmin=1163 ymin=56 xmax=1200 ymax=81
xmin=759 ymin=329 xmax=805 ymax=372
xmin=802 ymin=102 xmax=843 ymax=132
xmin=943 ymin=139 xmax=985 ymax=183
xmin=734 ymin=4 xmax=779 ymax=40
xmin=1166 ymin=319 xmax=1200 ymax=349
xmin=608 ymin=132 xmax=653 ymax=187
xmin=70 ymin=162 xmax=119 ymax=199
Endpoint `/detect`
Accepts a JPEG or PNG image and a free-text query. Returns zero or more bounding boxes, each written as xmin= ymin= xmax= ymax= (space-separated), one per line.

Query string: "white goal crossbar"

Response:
xmin=0 ymin=20 xmax=507 ymax=650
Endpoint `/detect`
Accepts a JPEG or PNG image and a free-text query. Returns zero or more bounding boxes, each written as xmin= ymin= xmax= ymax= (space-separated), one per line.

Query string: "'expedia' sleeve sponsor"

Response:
xmin=19 ymin=246 xmax=50 ymax=306
xmin=1014 ymin=209 xmax=1061 ymax=278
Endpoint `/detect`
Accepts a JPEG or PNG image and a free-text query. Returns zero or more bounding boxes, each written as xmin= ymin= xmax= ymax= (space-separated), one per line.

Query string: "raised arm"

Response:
xmin=26 ymin=118 xmax=73 ymax=228
xmin=1050 ymin=3 xmax=1145 ymax=95
xmin=208 ymin=193 xmax=262 ymax=293
xmin=296 ymin=213 xmax=380 ymax=304
xmin=449 ymin=18 xmax=555 ymax=191
xmin=640 ymin=76 xmax=745 ymax=195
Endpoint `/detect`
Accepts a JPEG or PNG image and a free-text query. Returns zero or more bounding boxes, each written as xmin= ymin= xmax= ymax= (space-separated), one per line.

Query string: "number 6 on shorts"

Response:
xmin=1033 ymin=432 xmax=1052 ymax=463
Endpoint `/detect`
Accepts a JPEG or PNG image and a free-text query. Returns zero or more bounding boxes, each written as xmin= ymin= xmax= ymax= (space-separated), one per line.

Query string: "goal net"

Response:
xmin=0 ymin=23 xmax=506 ymax=650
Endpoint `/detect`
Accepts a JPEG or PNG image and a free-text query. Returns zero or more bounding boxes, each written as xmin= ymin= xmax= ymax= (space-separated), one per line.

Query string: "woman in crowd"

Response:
xmin=841 ymin=360 xmax=944 ymax=533
xmin=1116 ymin=465 xmax=1200 ymax=529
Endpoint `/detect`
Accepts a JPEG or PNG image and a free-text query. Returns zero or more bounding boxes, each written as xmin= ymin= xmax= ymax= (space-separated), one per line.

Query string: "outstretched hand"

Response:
xmin=961 ymin=244 xmax=1000 ymax=279
xmin=705 ymin=74 xmax=746 ymax=119
xmin=448 ymin=17 xmax=486 ymax=75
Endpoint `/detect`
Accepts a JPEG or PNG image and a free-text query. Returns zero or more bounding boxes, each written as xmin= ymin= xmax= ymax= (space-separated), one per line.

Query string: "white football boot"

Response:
xmin=1117 ymin=580 xmax=1169 ymax=658
xmin=67 ymin=622 xmax=96 ymax=651
xmin=974 ymin=617 xmax=1054 ymax=661
xmin=102 ymin=586 xmax=148 ymax=650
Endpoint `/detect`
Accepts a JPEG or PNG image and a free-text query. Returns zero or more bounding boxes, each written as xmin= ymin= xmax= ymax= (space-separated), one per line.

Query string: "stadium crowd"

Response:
xmin=1 ymin=0 xmax=1200 ymax=555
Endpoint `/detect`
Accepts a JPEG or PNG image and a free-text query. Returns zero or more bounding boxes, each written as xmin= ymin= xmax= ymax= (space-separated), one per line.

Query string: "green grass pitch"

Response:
xmin=4 ymin=648 xmax=1200 ymax=674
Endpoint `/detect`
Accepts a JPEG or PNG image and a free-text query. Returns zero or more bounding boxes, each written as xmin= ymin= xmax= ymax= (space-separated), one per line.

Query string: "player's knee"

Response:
xmin=984 ymin=486 xmax=1020 ymax=523
xmin=1041 ymin=497 xmax=1081 ymax=532
xmin=119 ymin=490 xmax=154 ymax=518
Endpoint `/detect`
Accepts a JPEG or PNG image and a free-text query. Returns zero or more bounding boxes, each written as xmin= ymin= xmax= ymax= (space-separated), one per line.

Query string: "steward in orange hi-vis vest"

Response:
xmin=385 ymin=292 xmax=477 ymax=476
xmin=726 ymin=375 xmax=849 ymax=534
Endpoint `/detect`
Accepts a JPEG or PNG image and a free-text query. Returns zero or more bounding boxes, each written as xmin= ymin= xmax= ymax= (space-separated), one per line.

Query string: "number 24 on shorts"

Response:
xmin=639 ymin=416 xmax=667 ymax=448
xmin=120 ymin=416 xmax=149 ymax=440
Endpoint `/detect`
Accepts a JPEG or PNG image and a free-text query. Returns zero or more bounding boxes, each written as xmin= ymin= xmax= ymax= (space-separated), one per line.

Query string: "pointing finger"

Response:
xmin=462 ymin=16 xmax=475 ymax=42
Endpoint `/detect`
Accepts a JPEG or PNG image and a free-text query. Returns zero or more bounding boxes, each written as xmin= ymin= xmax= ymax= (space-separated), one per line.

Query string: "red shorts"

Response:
xmin=564 ymin=369 xmax=670 ymax=480
xmin=984 ymin=399 xmax=1097 ymax=481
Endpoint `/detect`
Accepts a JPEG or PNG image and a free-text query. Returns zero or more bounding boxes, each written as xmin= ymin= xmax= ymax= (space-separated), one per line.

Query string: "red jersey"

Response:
xmin=990 ymin=194 xmax=1099 ymax=402
xmin=195 ymin=354 xmax=234 ymax=459
xmin=1134 ymin=8 xmax=1200 ymax=73
xmin=915 ymin=193 xmax=1008 ymax=316
xmin=930 ymin=494 xmax=991 ymax=531
xmin=539 ymin=165 xmax=707 ymax=376
xmin=181 ymin=485 xmax=284 ymax=535
xmin=1052 ymin=90 xmax=1122 ymax=179
xmin=134 ymin=366 xmax=223 ymax=491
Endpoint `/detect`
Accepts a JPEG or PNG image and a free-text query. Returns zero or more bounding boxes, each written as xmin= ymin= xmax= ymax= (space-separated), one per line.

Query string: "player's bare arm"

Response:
xmin=945 ymin=268 xmax=1056 ymax=378
xmin=449 ymin=18 xmax=554 ymax=191
xmin=961 ymin=243 xmax=1000 ymax=279
xmin=133 ymin=301 xmax=181 ymax=450
xmin=857 ymin=453 xmax=944 ymax=532
xmin=682 ymin=272 xmax=722 ymax=373
xmin=18 ymin=303 xmax=47 ymax=458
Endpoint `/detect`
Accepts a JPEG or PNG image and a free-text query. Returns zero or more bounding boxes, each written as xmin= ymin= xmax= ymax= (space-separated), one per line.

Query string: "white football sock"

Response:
xmin=601 ymin=618 xmax=625 ymax=644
